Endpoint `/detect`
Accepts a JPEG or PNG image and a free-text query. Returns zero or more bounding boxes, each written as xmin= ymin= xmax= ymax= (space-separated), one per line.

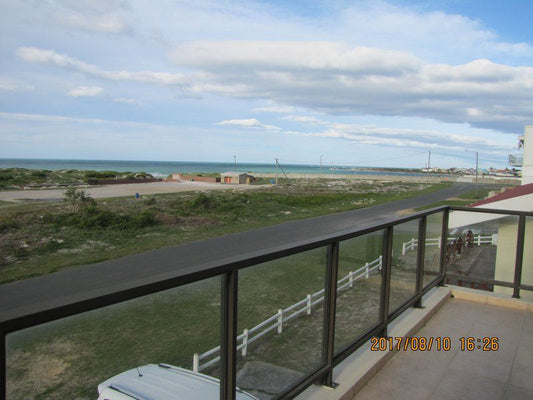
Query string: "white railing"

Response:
xmin=402 ymin=234 xmax=498 ymax=255
xmin=192 ymin=255 xmax=383 ymax=372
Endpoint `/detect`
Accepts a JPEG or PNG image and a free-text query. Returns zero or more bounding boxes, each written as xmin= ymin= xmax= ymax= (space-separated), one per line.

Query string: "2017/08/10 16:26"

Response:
xmin=370 ymin=336 xmax=451 ymax=352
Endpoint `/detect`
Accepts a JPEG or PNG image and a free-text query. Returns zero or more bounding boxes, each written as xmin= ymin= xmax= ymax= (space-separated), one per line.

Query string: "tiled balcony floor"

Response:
xmin=353 ymin=298 xmax=533 ymax=400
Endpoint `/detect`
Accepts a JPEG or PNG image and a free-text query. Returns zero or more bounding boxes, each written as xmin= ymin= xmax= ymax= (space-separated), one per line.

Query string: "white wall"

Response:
xmin=522 ymin=125 xmax=533 ymax=185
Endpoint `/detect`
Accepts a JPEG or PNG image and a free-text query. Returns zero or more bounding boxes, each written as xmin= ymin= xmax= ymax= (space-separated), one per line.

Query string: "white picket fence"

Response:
xmin=192 ymin=255 xmax=383 ymax=372
xmin=402 ymin=234 xmax=498 ymax=255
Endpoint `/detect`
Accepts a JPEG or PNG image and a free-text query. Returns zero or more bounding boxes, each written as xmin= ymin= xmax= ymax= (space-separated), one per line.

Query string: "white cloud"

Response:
xmin=253 ymin=105 xmax=295 ymax=113
xmin=67 ymin=86 xmax=103 ymax=97
xmin=17 ymin=43 xmax=533 ymax=134
xmin=0 ymin=79 xmax=34 ymax=91
xmin=16 ymin=47 xmax=186 ymax=86
xmin=60 ymin=12 xmax=131 ymax=34
xmin=215 ymin=118 xmax=280 ymax=131
xmin=283 ymin=115 xmax=326 ymax=125
xmin=112 ymin=97 xmax=142 ymax=105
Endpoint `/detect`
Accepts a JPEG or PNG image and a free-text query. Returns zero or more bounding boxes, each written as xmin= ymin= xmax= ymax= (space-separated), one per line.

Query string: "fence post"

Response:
xmin=477 ymin=234 xmax=481 ymax=246
xmin=402 ymin=241 xmax=406 ymax=255
xmin=365 ymin=262 xmax=369 ymax=279
xmin=306 ymin=294 xmax=312 ymax=315
xmin=193 ymin=353 xmax=199 ymax=372
xmin=242 ymin=329 xmax=248 ymax=357
xmin=277 ymin=309 xmax=283 ymax=334
xmin=349 ymin=271 xmax=354 ymax=287
xmin=492 ymin=233 xmax=498 ymax=245
xmin=438 ymin=236 xmax=441 ymax=249
xmin=378 ymin=255 xmax=382 ymax=271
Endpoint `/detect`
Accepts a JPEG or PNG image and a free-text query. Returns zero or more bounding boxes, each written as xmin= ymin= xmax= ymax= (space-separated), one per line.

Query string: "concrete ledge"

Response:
xmin=449 ymin=285 xmax=533 ymax=311
xmin=298 ymin=287 xmax=452 ymax=400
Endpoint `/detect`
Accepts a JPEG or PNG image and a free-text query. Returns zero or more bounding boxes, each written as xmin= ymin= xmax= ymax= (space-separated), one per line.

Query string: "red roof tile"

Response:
xmin=470 ymin=183 xmax=533 ymax=207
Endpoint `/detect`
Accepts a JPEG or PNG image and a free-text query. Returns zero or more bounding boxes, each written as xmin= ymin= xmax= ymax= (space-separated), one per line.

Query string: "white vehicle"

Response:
xmin=97 ymin=363 xmax=258 ymax=400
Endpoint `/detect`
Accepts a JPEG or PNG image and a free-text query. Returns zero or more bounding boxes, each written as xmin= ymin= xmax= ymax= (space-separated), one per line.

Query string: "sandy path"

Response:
xmin=0 ymin=181 xmax=262 ymax=202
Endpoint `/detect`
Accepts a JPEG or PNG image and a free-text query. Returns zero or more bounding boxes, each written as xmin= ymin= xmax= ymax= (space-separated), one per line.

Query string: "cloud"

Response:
xmin=169 ymin=41 xmax=533 ymax=133
xmin=112 ymin=97 xmax=142 ymax=105
xmin=0 ymin=79 xmax=34 ymax=91
xmin=60 ymin=12 xmax=131 ymax=34
xmin=18 ymin=43 xmax=533 ymax=134
xmin=16 ymin=47 xmax=186 ymax=86
xmin=253 ymin=105 xmax=295 ymax=113
xmin=283 ymin=115 xmax=326 ymax=125
xmin=67 ymin=86 xmax=103 ymax=97
xmin=215 ymin=118 xmax=281 ymax=131
xmin=285 ymin=122 xmax=512 ymax=154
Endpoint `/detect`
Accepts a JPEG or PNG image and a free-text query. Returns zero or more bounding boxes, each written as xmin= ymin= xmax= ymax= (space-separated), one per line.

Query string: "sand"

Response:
xmin=0 ymin=181 xmax=261 ymax=202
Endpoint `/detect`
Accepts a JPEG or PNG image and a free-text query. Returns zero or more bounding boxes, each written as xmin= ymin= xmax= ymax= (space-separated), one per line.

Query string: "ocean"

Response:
xmin=0 ymin=158 xmax=430 ymax=178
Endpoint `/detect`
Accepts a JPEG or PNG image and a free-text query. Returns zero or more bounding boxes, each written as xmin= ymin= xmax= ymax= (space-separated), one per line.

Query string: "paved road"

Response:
xmin=0 ymin=181 xmax=261 ymax=202
xmin=1 ymin=183 xmax=476 ymax=322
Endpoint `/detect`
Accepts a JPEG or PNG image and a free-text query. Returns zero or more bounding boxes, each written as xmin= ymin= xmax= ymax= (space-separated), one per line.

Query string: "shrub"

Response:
xmin=64 ymin=188 xmax=95 ymax=212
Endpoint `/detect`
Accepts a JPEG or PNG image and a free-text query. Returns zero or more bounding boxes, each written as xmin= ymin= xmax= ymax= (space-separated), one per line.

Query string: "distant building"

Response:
xmin=221 ymin=172 xmax=252 ymax=184
xmin=170 ymin=173 xmax=220 ymax=183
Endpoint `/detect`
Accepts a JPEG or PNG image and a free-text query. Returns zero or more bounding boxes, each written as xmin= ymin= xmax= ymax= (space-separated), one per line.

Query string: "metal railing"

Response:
xmin=1 ymin=205 xmax=532 ymax=400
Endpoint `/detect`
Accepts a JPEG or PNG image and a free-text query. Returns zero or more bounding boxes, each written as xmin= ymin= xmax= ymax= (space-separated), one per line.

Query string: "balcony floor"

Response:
xmin=352 ymin=297 xmax=533 ymax=400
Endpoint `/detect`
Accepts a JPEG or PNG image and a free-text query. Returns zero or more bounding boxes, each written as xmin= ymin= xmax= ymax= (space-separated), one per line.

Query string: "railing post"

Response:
xmin=513 ymin=215 xmax=526 ymax=298
xmin=438 ymin=236 xmax=441 ymax=249
xmin=1 ymin=333 xmax=5 ymax=400
xmin=349 ymin=271 xmax=354 ymax=288
xmin=307 ymin=294 xmax=312 ymax=315
xmin=242 ymin=329 xmax=248 ymax=357
xmin=365 ymin=262 xmax=369 ymax=279
xmin=320 ymin=241 xmax=339 ymax=387
xmin=193 ymin=353 xmax=200 ymax=372
xmin=415 ymin=216 xmax=427 ymax=308
xmin=379 ymin=226 xmax=393 ymax=337
xmin=378 ymin=255 xmax=382 ymax=271
xmin=277 ymin=309 xmax=283 ymax=334
xmin=221 ymin=268 xmax=238 ymax=400
xmin=438 ymin=209 xmax=449 ymax=286
xmin=402 ymin=241 xmax=406 ymax=256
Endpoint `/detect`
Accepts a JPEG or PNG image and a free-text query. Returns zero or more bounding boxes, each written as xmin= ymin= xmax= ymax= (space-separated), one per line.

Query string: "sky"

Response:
xmin=0 ymin=0 xmax=532 ymax=169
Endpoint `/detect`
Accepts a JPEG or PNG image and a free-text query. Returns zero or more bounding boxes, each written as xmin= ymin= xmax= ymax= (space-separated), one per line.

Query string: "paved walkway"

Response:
xmin=353 ymin=298 xmax=533 ymax=400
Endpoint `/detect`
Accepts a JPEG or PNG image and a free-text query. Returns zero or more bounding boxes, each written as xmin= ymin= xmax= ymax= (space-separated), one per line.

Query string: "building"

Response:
xmin=221 ymin=172 xmax=252 ymax=184
xmin=522 ymin=125 xmax=533 ymax=184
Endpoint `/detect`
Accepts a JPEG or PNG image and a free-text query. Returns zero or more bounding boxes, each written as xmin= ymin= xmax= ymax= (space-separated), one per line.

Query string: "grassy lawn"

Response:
xmin=415 ymin=184 xmax=512 ymax=211
xmin=0 ymin=180 xmax=450 ymax=284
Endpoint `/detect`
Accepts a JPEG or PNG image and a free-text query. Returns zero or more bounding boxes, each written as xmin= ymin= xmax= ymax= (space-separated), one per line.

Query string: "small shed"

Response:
xmin=221 ymin=172 xmax=247 ymax=184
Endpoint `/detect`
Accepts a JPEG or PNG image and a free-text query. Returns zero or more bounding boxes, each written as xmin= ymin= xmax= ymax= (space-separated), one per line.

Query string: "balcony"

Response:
xmin=1 ymin=206 xmax=532 ymax=399
xmin=509 ymin=153 xmax=523 ymax=167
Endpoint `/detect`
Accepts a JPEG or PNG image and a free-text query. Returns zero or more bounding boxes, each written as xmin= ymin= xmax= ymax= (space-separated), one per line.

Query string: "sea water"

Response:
xmin=0 ymin=158 xmax=430 ymax=177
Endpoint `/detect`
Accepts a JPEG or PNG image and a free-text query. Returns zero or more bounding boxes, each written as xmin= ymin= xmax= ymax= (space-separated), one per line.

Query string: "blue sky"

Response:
xmin=1 ymin=0 xmax=532 ymax=169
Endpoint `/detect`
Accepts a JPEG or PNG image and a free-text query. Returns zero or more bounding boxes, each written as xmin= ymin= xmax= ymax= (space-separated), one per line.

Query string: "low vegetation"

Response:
xmin=415 ymin=185 xmax=509 ymax=211
xmin=0 ymin=168 xmax=156 ymax=189
xmin=0 ymin=180 xmax=449 ymax=283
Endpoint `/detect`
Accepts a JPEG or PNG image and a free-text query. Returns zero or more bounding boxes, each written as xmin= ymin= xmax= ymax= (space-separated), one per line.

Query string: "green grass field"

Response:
xmin=0 ymin=180 xmax=450 ymax=284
